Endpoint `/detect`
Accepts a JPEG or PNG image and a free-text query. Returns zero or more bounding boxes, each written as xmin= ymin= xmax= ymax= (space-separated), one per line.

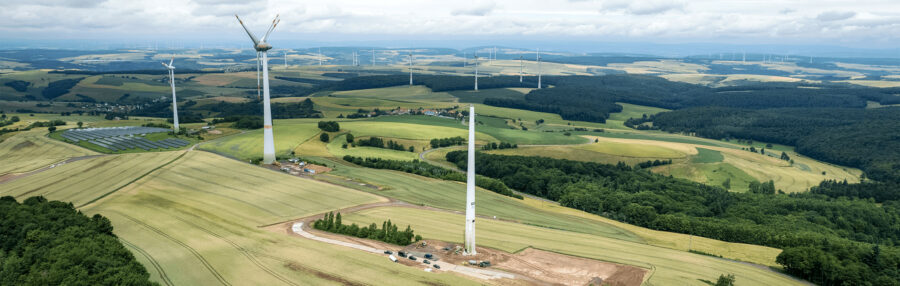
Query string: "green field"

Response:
xmin=330 ymin=85 xmax=457 ymax=102
xmin=0 ymin=129 xmax=96 ymax=175
xmin=692 ymin=148 xmax=725 ymax=163
xmin=75 ymin=152 xmax=475 ymax=285
xmin=486 ymin=144 xmax=684 ymax=166
xmin=576 ymin=140 xmax=686 ymax=158
xmin=0 ymin=151 xmax=182 ymax=207
xmin=326 ymin=133 xmax=419 ymax=161
xmin=198 ymin=121 xmax=320 ymax=160
xmin=320 ymin=158 xmax=642 ymax=243
xmin=371 ymin=115 xmax=587 ymax=145
xmin=343 ymin=206 xmax=803 ymax=286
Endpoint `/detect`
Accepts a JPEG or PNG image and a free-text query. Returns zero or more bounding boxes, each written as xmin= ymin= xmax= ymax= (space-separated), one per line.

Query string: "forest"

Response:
xmin=445 ymin=151 xmax=900 ymax=285
xmin=638 ymin=106 xmax=900 ymax=183
xmin=41 ymin=78 xmax=83 ymax=100
xmin=0 ymin=196 xmax=156 ymax=285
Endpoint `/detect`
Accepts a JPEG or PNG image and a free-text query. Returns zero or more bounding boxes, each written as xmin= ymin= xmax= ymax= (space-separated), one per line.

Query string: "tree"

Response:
xmin=317 ymin=121 xmax=340 ymax=132
xmin=721 ymin=178 xmax=731 ymax=190
xmin=319 ymin=133 xmax=330 ymax=142
xmin=346 ymin=133 xmax=354 ymax=143
xmin=48 ymin=126 xmax=57 ymax=132
xmin=77 ymin=121 xmax=83 ymax=128
xmin=714 ymin=274 xmax=735 ymax=286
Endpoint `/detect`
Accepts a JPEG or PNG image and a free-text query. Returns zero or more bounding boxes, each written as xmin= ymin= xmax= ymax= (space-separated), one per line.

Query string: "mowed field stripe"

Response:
xmin=170 ymin=216 xmax=300 ymax=286
xmin=119 ymin=238 xmax=174 ymax=286
xmin=113 ymin=211 xmax=231 ymax=286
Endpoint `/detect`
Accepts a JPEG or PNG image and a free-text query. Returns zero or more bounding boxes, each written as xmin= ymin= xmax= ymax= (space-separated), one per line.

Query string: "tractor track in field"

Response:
xmin=114 ymin=212 xmax=231 ymax=286
xmin=0 ymin=154 xmax=107 ymax=184
xmin=119 ymin=238 xmax=174 ymax=286
xmin=170 ymin=216 xmax=300 ymax=286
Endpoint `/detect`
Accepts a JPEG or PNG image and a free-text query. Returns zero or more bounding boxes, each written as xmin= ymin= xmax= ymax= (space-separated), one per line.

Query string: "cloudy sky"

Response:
xmin=1 ymin=0 xmax=899 ymax=51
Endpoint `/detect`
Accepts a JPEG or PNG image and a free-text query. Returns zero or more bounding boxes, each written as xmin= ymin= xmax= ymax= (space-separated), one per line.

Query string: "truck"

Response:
xmin=388 ymin=255 xmax=398 ymax=262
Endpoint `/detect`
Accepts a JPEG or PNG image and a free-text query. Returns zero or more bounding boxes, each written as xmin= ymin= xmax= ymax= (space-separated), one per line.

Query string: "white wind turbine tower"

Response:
xmin=473 ymin=54 xmax=479 ymax=91
xmin=537 ymin=48 xmax=542 ymax=89
xmin=372 ymin=49 xmax=376 ymax=66
xmin=161 ymin=57 xmax=179 ymax=131
xmin=318 ymin=47 xmax=323 ymax=66
xmin=519 ymin=55 xmax=524 ymax=83
xmin=463 ymin=51 xmax=467 ymax=67
xmin=236 ymin=13 xmax=280 ymax=165
xmin=408 ymin=50 xmax=413 ymax=86
xmin=464 ymin=104 xmax=477 ymax=255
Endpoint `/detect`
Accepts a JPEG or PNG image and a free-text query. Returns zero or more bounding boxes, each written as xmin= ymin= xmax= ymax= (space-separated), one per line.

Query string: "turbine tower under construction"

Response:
xmin=236 ymin=14 xmax=280 ymax=164
xmin=464 ymin=105 xmax=477 ymax=255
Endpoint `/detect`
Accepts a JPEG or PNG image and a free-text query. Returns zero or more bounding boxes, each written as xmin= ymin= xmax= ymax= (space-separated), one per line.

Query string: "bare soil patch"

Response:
xmin=414 ymin=241 xmax=646 ymax=286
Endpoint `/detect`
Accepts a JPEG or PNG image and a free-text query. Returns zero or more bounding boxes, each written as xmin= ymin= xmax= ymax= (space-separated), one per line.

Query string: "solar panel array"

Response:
xmin=61 ymin=126 xmax=190 ymax=151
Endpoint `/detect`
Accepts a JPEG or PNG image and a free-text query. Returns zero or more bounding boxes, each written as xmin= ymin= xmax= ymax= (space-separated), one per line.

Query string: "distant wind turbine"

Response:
xmin=537 ymin=48 xmax=542 ymax=89
xmin=161 ymin=57 xmax=179 ymax=131
xmin=318 ymin=47 xmax=323 ymax=66
xmin=372 ymin=49 xmax=376 ymax=66
xmin=236 ymin=13 xmax=280 ymax=165
xmin=474 ymin=54 xmax=479 ymax=91
xmin=519 ymin=55 xmax=524 ymax=83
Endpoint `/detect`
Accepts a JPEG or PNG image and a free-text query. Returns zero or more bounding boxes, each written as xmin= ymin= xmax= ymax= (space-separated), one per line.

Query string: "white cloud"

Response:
xmin=0 ymin=0 xmax=897 ymax=47
xmin=816 ymin=11 xmax=856 ymax=21
xmin=451 ymin=2 xmax=497 ymax=16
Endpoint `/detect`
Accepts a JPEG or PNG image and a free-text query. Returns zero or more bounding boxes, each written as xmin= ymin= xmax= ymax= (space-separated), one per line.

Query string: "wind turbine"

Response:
xmin=318 ymin=47 xmax=323 ymax=66
xmin=519 ymin=55 xmax=524 ymax=83
xmin=474 ymin=54 xmax=479 ymax=91
xmin=236 ymin=13 xmax=280 ymax=165
xmin=372 ymin=49 xmax=376 ymax=66
xmin=161 ymin=57 xmax=179 ymax=131
xmin=464 ymin=104 xmax=477 ymax=255
xmin=408 ymin=50 xmax=413 ymax=86
xmin=463 ymin=51 xmax=467 ymax=67
xmin=537 ymin=48 xmax=542 ymax=89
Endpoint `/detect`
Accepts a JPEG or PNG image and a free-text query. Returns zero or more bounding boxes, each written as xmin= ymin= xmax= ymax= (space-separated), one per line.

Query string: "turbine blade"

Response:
xmin=169 ymin=57 xmax=174 ymax=66
xmin=262 ymin=16 xmax=280 ymax=42
xmin=161 ymin=62 xmax=168 ymax=67
xmin=235 ymin=14 xmax=260 ymax=45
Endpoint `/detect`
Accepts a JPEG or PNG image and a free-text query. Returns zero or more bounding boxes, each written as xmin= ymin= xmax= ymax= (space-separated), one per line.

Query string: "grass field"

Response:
xmin=70 ymin=151 xmax=477 ymax=286
xmin=576 ymin=140 xmax=685 ymax=158
xmin=486 ymin=145 xmax=685 ymax=166
xmin=330 ymin=85 xmax=457 ymax=102
xmin=340 ymin=120 xmax=499 ymax=141
xmin=0 ymin=129 xmax=96 ymax=175
xmin=326 ymin=133 xmax=420 ymax=161
xmin=321 ymin=159 xmax=643 ymax=243
xmin=0 ymin=151 xmax=182 ymax=207
xmin=692 ymin=148 xmax=725 ymax=163
xmin=371 ymin=115 xmax=587 ymax=145
xmin=198 ymin=121 xmax=319 ymax=160
xmin=342 ymin=206 xmax=802 ymax=286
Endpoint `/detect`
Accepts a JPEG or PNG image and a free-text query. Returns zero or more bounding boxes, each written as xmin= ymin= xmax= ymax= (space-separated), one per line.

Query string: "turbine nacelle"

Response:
xmin=161 ymin=57 xmax=175 ymax=70
xmin=255 ymin=42 xmax=272 ymax=52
